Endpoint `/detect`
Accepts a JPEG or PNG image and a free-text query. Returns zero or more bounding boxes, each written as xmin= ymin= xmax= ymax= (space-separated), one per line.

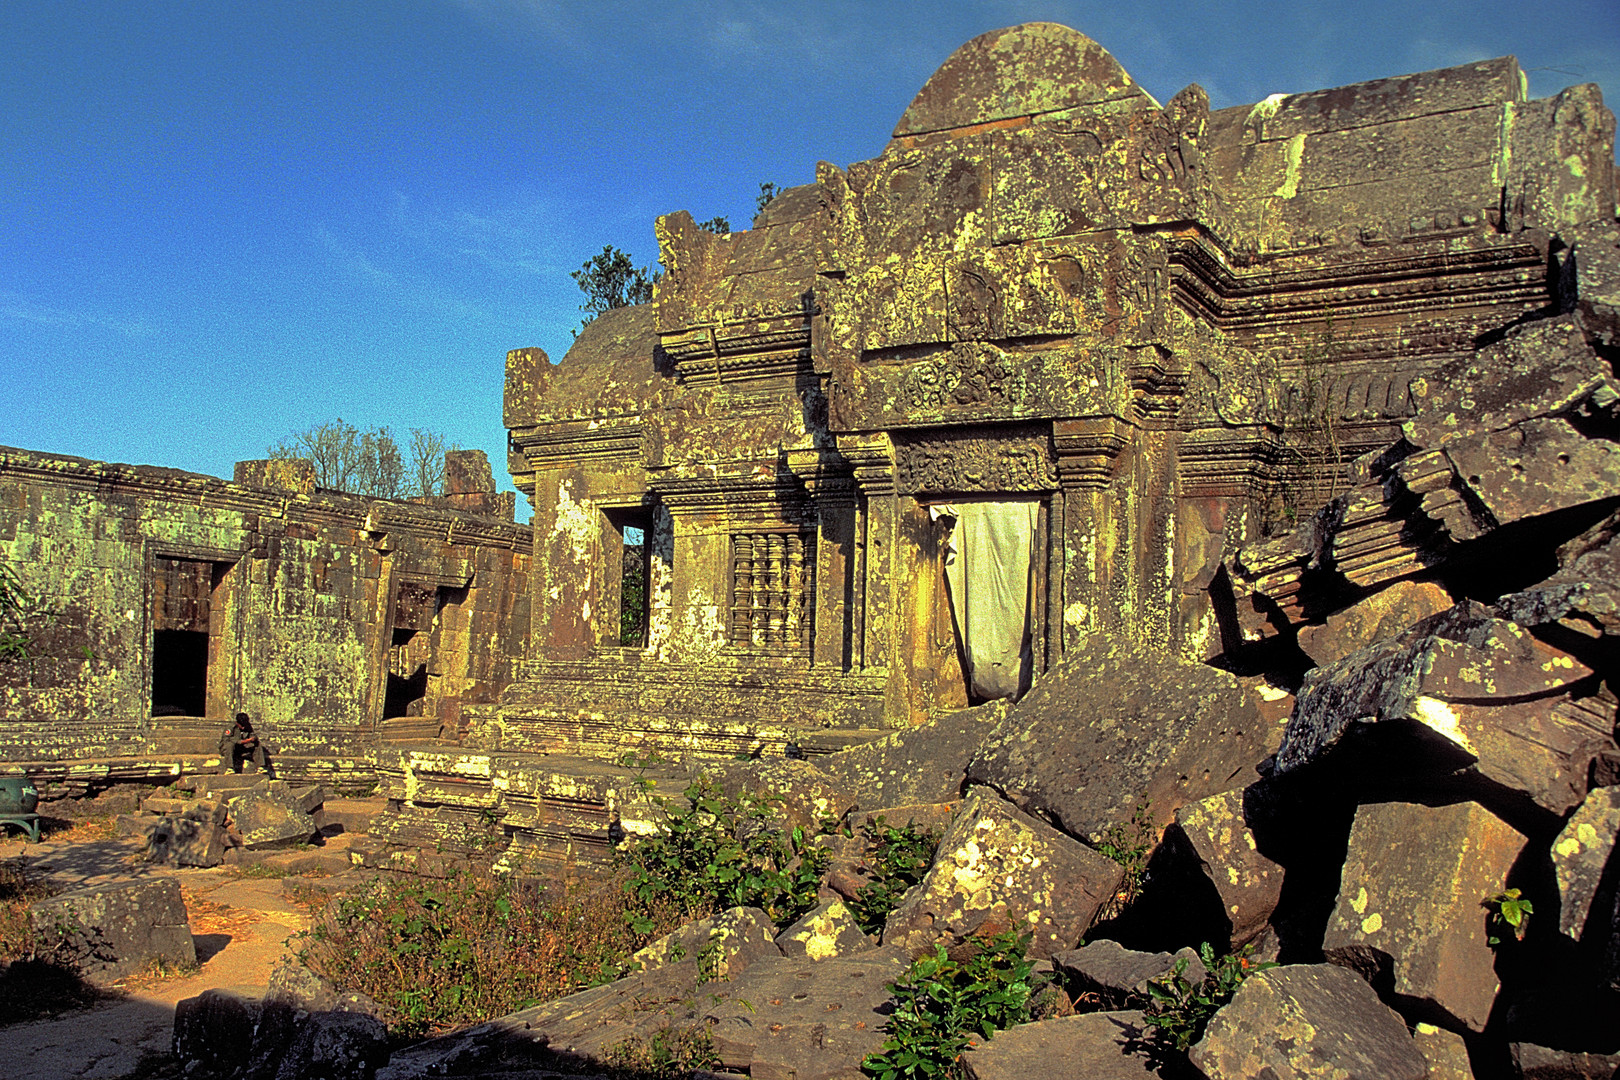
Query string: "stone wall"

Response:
xmin=0 ymin=447 xmax=530 ymax=785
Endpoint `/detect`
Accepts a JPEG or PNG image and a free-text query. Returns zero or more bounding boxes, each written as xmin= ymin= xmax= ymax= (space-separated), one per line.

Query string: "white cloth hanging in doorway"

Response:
xmin=929 ymin=500 xmax=1038 ymax=701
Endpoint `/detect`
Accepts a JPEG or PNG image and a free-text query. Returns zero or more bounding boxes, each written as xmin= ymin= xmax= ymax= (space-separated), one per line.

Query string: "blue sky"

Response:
xmin=2 ymin=1 xmax=1617 ymax=496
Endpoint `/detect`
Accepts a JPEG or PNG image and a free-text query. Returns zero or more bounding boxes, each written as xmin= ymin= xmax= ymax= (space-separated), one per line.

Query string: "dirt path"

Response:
xmin=0 ymin=836 xmax=337 ymax=1080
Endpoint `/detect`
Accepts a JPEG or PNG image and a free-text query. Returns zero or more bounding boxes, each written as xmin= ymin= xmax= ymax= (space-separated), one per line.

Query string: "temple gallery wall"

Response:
xmin=1 ymin=26 xmax=1615 ymax=875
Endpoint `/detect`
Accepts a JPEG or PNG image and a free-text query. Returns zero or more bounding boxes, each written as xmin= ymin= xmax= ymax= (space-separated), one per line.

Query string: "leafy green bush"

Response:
xmin=1143 ymin=942 xmax=1272 ymax=1052
xmin=848 ymin=817 xmax=939 ymax=936
xmin=299 ymin=869 xmax=682 ymax=1037
xmin=617 ymin=776 xmax=828 ymax=931
xmin=862 ymin=931 xmax=1034 ymax=1080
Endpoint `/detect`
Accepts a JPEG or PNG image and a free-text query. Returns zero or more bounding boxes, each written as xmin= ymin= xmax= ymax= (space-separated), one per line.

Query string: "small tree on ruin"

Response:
xmin=572 ymin=245 xmax=660 ymax=334
xmin=269 ymin=420 xmax=458 ymax=499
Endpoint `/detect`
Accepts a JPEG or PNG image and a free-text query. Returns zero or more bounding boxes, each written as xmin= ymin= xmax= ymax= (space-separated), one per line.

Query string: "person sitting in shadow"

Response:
xmin=219 ymin=712 xmax=272 ymax=776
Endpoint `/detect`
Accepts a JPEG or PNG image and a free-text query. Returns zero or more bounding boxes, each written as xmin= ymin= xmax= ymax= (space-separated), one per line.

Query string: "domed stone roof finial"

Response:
xmin=893 ymin=23 xmax=1156 ymax=139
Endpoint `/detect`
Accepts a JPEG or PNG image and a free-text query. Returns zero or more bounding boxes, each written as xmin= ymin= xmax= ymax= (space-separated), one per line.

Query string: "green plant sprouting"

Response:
xmin=861 ymin=931 xmax=1035 ymax=1080
xmin=1484 ymin=887 xmax=1534 ymax=946
xmin=1142 ymin=942 xmax=1273 ymax=1052
xmin=1093 ymin=801 xmax=1155 ymax=920
xmin=848 ymin=817 xmax=940 ymax=936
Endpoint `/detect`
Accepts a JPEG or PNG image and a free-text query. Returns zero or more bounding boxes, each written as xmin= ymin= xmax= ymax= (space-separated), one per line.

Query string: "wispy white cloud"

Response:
xmin=314 ymin=224 xmax=486 ymax=320
xmin=0 ymin=290 xmax=155 ymax=338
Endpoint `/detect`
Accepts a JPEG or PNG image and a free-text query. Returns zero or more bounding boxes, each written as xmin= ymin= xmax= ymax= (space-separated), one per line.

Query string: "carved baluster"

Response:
xmin=765 ymin=533 xmax=785 ymax=645
xmin=785 ymin=533 xmax=803 ymax=647
xmin=733 ymin=534 xmax=753 ymax=644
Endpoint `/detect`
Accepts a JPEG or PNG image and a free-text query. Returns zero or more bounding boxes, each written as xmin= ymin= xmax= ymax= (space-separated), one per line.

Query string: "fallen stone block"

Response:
xmin=144 ymin=812 xmax=230 ymax=868
xmin=1190 ymin=963 xmax=1427 ymax=1080
xmin=883 ymin=789 xmax=1123 ymax=959
xmin=1160 ymin=788 xmax=1284 ymax=949
xmin=1554 ymin=785 xmax=1620 ymax=942
xmin=629 ymin=906 xmax=781 ymax=980
xmin=962 ymin=1010 xmax=1162 ymax=1079
xmin=1296 ymin=579 xmax=1455 ymax=669
xmin=1276 ymin=604 xmax=1614 ymax=816
xmin=1324 ymin=799 xmax=1524 ymax=1032
xmin=173 ymin=987 xmax=261 ymax=1078
xmin=229 ymin=780 xmax=319 ymax=849
xmin=1512 ymin=1042 xmax=1620 ymax=1080
xmin=268 ymin=1011 xmax=390 ymax=1080
xmin=292 ymin=784 xmax=326 ymax=815
xmin=30 ymin=877 xmax=196 ymax=982
xmin=706 ymin=951 xmax=911 ymax=1080
xmin=966 ymin=637 xmax=1272 ymax=841
xmin=776 ymin=899 xmax=873 ymax=961
xmin=1413 ymin=1022 xmax=1475 ymax=1080
xmin=1050 ymin=939 xmax=1206 ymax=1008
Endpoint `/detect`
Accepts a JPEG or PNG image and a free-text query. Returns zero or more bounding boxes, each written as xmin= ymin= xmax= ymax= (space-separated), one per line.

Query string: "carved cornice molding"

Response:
xmin=1168 ymin=233 xmax=1547 ymax=331
xmin=833 ymin=433 xmax=897 ymax=496
xmin=1051 ymin=417 xmax=1132 ymax=489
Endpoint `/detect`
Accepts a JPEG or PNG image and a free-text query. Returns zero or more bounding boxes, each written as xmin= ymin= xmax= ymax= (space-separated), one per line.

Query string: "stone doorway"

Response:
xmin=150 ymin=557 xmax=231 ymax=717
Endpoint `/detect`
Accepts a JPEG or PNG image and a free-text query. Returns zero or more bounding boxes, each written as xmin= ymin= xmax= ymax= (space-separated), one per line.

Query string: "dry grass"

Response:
xmin=300 ymin=869 xmax=688 ymax=1037
xmin=181 ymin=886 xmax=261 ymax=939
xmin=0 ymin=860 xmax=55 ymax=960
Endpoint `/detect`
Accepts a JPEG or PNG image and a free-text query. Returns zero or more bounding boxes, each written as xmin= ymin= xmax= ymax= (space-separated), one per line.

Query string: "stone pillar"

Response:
xmin=1052 ymin=418 xmax=1130 ymax=654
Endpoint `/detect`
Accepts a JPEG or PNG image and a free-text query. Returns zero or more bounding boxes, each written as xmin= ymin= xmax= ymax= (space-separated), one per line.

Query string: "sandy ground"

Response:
xmin=0 ymin=827 xmax=361 ymax=1080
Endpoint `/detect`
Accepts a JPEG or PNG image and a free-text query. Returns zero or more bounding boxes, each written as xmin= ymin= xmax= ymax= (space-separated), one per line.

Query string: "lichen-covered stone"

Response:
xmin=1277 ymin=604 xmax=1613 ymax=815
xmin=1050 ymin=940 xmax=1206 ymax=1007
xmin=1190 ymin=963 xmax=1427 ymax=1080
xmin=1553 ymin=785 xmax=1620 ymax=940
xmin=1413 ymin=1023 xmax=1475 ymax=1080
xmin=1161 ymin=788 xmax=1284 ymax=947
xmin=229 ymin=780 xmax=319 ymax=849
xmin=1296 ymin=580 xmax=1455 ymax=668
xmin=629 ymin=906 xmax=781 ymax=980
xmin=883 ymin=789 xmax=1123 ymax=959
xmin=30 ymin=877 xmax=196 ymax=982
xmin=966 ymin=636 xmax=1273 ymax=842
xmin=776 ymin=899 xmax=872 ymax=961
xmin=961 ymin=1010 xmax=1164 ymax=1080
xmin=1323 ymin=800 xmax=1525 ymax=1032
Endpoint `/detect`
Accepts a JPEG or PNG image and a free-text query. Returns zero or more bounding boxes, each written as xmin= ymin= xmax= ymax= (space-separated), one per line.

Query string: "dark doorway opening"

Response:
xmin=384 ymin=626 xmax=429 ymax=719
xmin=150 ymin=556 xmax=229 ymax=717
xmin=151 ymin=629 xmax=209 ymax=716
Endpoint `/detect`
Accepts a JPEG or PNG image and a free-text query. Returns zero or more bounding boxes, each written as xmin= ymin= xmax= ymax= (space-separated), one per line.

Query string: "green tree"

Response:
xmin=755 ymin=181 xmax=783 ymax=215
xmin=696 ymin=216 xmax=731 ymax=234
xmin=571 ymin=245 xmax=660 ymax=333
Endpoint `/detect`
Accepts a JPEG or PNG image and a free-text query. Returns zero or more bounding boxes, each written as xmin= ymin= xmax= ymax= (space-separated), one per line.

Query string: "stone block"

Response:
xmin=629 ymin=906 xmax=781 ymax=980
xmin=776 ymin=899 xmax=873 ymax=961
xmin=30 ymin=877 xmax=196 ymax=982
xmin=1554 ymin=785 xmax=1620 ymax=941
xmin=173 ymin=988 xmax=261 ymax=1078
xmin=1050 ymin=940 xmax=1206 ymax=1007
xmin=962 ymin=1010 xmax=1162 ymax=1079
xmin=228 ymin=780 xmax=319 ymax=849
xmin=144 ymin=813 xmax=229 ymax=868
xmin=1512 ymin=1043 xmax=1620 ymax=1080
xmin=292 ymin=784 xmax=327 ymax=815
xmin=1190 ymin=964 xmax=1426 ymax=1080
xmin=966 ymin=636 xmax=1273 ymax=842
xmin=1278 ymin=605 xmax=1613 ymax=815
xmin=1296 ymin=579 xmax=1455 ymax=667
xmin=1413 ymin=1022 xmax=1475 ymax=1080
xmin=1162 ymin=788 xmax=1284 ymax=948
xmin=1324 ymin=800 xmax=1524 ymax=1032
xmin=268 ymin=1011 xmax=389 ymax=1080
xmin=883 ymin=790 xmax=1123 ymax=959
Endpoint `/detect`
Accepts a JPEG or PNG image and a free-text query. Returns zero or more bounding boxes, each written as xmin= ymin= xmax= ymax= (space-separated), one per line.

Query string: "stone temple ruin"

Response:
xmin=4 ymin=22 xmax=1620 ymax=1073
